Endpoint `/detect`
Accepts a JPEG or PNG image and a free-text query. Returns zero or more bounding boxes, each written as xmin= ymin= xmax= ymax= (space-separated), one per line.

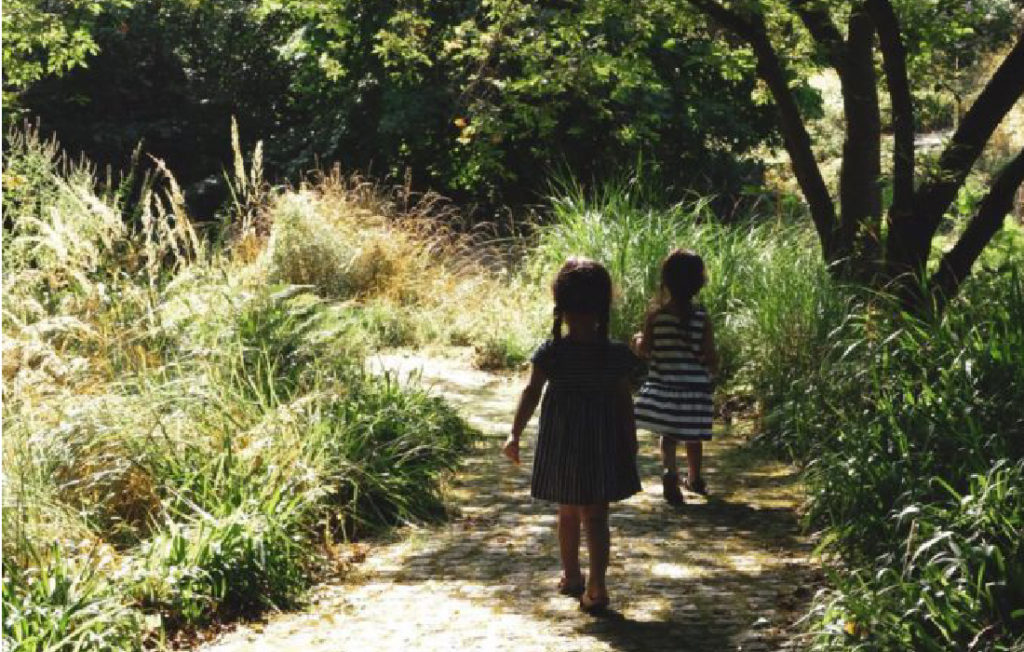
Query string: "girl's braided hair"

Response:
xmin=551 ymin=257 xmax=612 ymax=342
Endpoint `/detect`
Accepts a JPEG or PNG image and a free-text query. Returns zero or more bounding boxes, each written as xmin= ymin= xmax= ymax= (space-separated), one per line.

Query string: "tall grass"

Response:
xmin=779 ymin=261 xmax=1024 ymax=650
xmin=256 ymin=170 xmax=547 ymax=368
xmin=529 ymin=176 xmax=844 ymax=397
xmin=528 ymin=178 xmax=1024 ymax=649
xmin=2 ymin=129 xmax=478 ymax=648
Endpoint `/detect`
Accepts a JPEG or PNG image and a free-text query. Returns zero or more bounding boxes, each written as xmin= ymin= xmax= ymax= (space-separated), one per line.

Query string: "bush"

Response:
xmin=2 ymin=543 xmax=144 ymax=652
xmin=762 ymin=244 xmax=1024 ymax=648
xmin=312 ymin=373 xmax=477 ymax=539
xmin=264 ymin=193 xmax=356 ymax=298
xmin=2 ymin=130 xmax=479 ymax=645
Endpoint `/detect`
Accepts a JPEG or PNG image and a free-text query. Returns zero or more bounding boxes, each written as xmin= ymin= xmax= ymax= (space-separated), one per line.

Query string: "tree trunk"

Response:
xmin=888 ymin=35 xmax=1024 ymax=282
xmin=686 ymin=3 xmax=1024 ymax=315
xmin=685 ymin=0 xmax=838 ymax=260
xmin=930 ymin=148 xmax=1024 ymax=313
xmin=834 ymin=4 xmax=882 ymax=281
xmin=867 ymin=0 xmax=914 ymax=242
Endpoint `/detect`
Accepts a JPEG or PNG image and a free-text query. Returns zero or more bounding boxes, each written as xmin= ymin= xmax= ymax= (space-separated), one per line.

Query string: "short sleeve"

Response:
xmin=530 ymin=340 xmax=557 ymax=374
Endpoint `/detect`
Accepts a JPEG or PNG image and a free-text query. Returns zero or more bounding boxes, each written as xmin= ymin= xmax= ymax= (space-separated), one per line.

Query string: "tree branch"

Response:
xmin=930 ymin=148 xmax=1024 ymax=312
xmin=866 ymin=0 xmax=914 ymax=228
xmin=684 ymin=0 xmax=754 ymax=39
xmin=788 ymin=0 xmax=846 ymax=71
xmin=685 ymin=0 xmax=838 ymax=257
xmin=915 ymin=34 xmax=1024 ymax=247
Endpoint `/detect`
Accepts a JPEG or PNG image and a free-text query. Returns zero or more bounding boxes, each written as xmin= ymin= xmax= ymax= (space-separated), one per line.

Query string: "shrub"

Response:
xmin=2 ymin=543 xmax=144 ymax=652
xmin=762 ymin=240 xmax=1024 ymax=648
xmin=3 ymin=131 xmax=480 ymax=645
xmin=264 ymin=193 xmax=356 ymax=298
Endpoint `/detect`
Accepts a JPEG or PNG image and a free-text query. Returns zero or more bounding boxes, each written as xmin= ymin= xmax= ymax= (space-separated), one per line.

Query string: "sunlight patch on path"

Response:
xmin=198 ymin=349 xmax=819 ymax=651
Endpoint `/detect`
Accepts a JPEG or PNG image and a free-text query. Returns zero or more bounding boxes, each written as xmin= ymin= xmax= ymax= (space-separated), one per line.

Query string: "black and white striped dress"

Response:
xmin=529 ymin=340 xmax=642 ymax=505
xmin=634 ymin=308 xmax=714 ymax=441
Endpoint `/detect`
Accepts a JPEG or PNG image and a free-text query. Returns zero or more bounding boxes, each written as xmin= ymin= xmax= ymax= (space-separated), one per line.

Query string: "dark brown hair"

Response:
xmin=643 ymin=249 xmax=705 ymax=345
xmin=551 ymin=257 xmax=612 ymax=342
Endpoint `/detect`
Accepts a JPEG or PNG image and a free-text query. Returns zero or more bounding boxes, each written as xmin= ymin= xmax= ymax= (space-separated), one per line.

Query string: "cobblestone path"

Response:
xmin=200 ymin=350 xmax=820 ymax=651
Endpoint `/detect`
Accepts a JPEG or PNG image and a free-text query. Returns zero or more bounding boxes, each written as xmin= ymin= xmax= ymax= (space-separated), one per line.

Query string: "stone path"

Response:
xmin=199 ymin=350 xmax=820 ymax=651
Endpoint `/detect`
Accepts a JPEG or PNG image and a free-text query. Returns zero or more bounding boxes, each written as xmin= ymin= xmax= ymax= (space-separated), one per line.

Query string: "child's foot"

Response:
xmin=580 ymin=586 xmax=609 ymax=614
xmin=684 ymin=475 xmax=708 ymax=496
xmin=557 ymin=573 xmax=586 ymax=597
xmin=662 ymin=470 xmax=684 ymax=505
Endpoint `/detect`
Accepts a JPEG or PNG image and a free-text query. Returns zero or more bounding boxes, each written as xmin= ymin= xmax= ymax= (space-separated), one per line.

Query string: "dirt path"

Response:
xmin=199 ymin=350 xmax=819 ymax=651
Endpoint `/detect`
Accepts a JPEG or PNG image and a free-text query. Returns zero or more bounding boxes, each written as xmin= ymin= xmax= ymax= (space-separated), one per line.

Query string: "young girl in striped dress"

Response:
xmin=503 ymin=258 xmax=641 ymax=613
xmin=632 ymin=249 xmax=718 ymax=505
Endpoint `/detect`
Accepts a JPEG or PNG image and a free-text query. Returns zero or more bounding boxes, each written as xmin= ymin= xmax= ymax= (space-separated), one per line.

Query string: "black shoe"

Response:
xmin=684 ymin=476 xmax=708 ymax=496
xmin=662 ymin=471 xmax=684 ymax=505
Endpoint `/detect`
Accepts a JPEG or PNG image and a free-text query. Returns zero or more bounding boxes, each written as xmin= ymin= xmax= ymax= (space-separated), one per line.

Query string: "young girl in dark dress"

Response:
xmin=503 ymin=258 xmax=641 ymax=613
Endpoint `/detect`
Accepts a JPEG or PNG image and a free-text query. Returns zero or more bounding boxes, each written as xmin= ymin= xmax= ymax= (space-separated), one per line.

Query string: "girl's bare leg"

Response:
xmin=686 ymin=442 xmax=702 ymax=482
xmin=580 ymin=503 xmax=610 ymax=598
xmin=557 ymin=505 xmax=582 ymax=582
xmin=660 ymin=436 xmax=678 ymax=474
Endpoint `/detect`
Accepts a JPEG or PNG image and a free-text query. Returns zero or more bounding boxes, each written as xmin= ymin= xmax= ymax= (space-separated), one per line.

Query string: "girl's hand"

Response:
xmin=502 ymin=434 xmax=520 ymax=465
xmin=630 ymin=331 xmax=644 ymax=355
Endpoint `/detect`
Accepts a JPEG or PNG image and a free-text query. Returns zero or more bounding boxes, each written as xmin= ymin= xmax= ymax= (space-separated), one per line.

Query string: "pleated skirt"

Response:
xmin=634 ymin=381 xmax=713 ymax=441
xmin=530 ymin=388 xmax=641 ymax=505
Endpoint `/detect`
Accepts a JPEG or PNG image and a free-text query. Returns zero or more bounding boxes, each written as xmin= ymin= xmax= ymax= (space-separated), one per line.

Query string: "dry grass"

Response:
xmin=252 ymin=165 xmax=545 ymax=366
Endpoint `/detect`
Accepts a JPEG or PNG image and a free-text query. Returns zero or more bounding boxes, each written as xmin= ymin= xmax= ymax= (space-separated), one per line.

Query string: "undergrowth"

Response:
xmin=526 ymin=177 xmax=1024 ymax=649
xmin=2 ymin=127 xmax=478 ymax=648
xmin=4 ymin=124 xmax=1021 ymax=650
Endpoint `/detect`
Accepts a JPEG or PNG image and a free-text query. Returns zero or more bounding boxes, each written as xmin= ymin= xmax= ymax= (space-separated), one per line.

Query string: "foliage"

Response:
xmin=894 ymin=0 xmax=1021 ymax=128
xmin=1 ymin=0 xmax=128 ymax=112
xmin=2 ymin=543 xmax=144 ymax=652
xmin=529 ymin=179 xmax=1024 ymax=648
xmin=6 ymin=0 xmax=777 ymax=209
xmin=2 ymin=129 xmax=478 ymax=646
xmin=752 ymin=237 xmax=1024 ymax=649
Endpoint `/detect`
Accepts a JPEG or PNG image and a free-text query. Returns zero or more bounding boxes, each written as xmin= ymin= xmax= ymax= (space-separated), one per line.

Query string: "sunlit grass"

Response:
xmin=2 ymin=128 xmax=479 ymax=646
xmin=4 ymin=123 xmax=1021 ymax=650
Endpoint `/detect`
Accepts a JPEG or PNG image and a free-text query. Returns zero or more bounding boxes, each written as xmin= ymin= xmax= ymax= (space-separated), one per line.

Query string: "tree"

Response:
xmin=684 ymin=0 xmax=1024 ymax=312
xmin=8 ymin=0 xmax=781 ymax=212
xmin=1 ymin=0 xmax=128 ymax=122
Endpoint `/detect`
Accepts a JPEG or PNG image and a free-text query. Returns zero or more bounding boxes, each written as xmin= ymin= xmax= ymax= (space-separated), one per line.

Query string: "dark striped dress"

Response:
xmin=634 ymin=307 xmax=714 ymax=441
xmin=529 ymin=339 xmax=642 ymax=505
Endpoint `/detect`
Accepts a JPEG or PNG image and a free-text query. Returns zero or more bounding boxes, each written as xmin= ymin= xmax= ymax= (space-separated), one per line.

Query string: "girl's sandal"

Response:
xmin=580 ymin=589 xmax=610 ymax=614
xmin=662 ymin=470 xmax=685 ymax=505
xmin=557 ymin=574 xmax=586 ymax=598
xmin=684 ymin=476 xmax=708 ymax=496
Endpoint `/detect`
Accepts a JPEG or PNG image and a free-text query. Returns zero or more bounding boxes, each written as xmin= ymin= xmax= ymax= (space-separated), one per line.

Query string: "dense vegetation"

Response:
xmin=2 ymin=129 xmax=481 ymax=648
xmin=530 ymin=183 xmax=1024 ymax=649
xmin=4 ymin=0 xmax=783 ymax=210
xmin=5 ymin=120 xmax=1022 ymax=649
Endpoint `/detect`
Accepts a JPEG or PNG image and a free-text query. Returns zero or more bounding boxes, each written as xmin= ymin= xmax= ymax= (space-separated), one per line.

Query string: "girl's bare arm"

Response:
xmin=504 ymin=365 xmax=547 ymax=464
xmin=631 ymin=311 xmax=658 ymax=359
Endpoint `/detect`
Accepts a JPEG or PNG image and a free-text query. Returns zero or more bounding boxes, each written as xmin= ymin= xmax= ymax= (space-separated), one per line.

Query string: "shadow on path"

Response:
xmin=199 ymin=350 xmax=820 ymax=652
